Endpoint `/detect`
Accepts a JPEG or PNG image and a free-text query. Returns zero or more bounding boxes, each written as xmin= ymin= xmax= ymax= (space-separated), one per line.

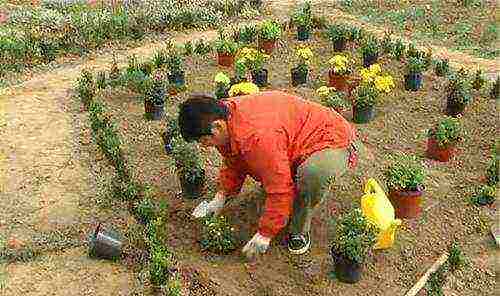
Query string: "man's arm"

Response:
xmin=240 ymin=132 xmax=295 ymax=238
xmin=218 ymin=155 xmax=247 ymax=198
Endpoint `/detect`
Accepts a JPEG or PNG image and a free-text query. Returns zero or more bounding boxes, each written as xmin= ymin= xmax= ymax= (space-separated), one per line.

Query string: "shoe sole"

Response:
xmin=288 ymin=237 xmax=311 ymax=255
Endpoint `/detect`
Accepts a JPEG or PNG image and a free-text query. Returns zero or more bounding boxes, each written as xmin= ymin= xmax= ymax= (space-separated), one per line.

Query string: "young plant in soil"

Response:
xmin=291 ymin=45 xmax=313 ymax=86
xmin=96 ymin=71 xmax=107 ymax=89
xmin=214 ymin=72 xmax=231 ymax=100
xmin=472 ymin=68 xmax=487 ymax=90
xmin=171 ymin=139 xmax=206 ymax=199
xmin=317 ymin=86 xmax=350 ymax=113
xmin=215 ymin=29 xmax=239 ymax=67
xmin=359 ymin=35 xmax=379 ymax=67
xmin=425 ymin=263 xmax=448 ymax=296
xmin=165 ymin=49 xmax=185 ymax=87
xmin=142 ymin=72 xmax=166 ymax=121
xmin=447 ymin=242 xmax=466 ymax=272
xmin=258 ymin=19 xmax=282 ymax=54
xmin=486 ymin=149 xmax=498 ymax=186
xmin=445 ymin=69 xmax=473 ymax=117
xmin=352 ymin=82 xmax=378 ymax=124
xmin=291 ymin=0 xmax=313 ymax=41
xmin=133 ymin=197 xmax=156 ymax=225
xmin=149 ymin=244 xmax=174 ymax=287
xmin=470 ymin=185 xmax=496 ymax=206
xmin=330 ymin=208 xmax=378 ymax=284
xmin=434 ymin=58 xmax=450 ymax=77
xmin=327 ymin=54 xmax=354 ymax=93
xmin=426 ymin=117 xmax=462 ymax=162
xmin=183 ymin=40 xmax=193 ymax=56
xmin=384 ymin=153 xmax=426 ymax=219
xmin=390 ymin=39 xmax=406 ymax=61
xmin=405 ymin=56 xmax=426 ymax=91
xmin=76 ymin=69 xmax=96 ymax=108
xmin=490 ymin=76 xmax=499 ymax=100
xmin=327 ymin=23 xmax=350 ymax=52
xmin=200 ymin=215 xmax=238 ymax=254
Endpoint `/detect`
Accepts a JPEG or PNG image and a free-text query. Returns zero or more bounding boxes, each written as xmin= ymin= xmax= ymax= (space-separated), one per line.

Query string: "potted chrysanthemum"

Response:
xmin=291 ymin=46 xmax=313 ymax=86
xmin=328 ymin=54 xmax=354 ymax=93
xmin=214 ymin=72 xmax=231 ymax=100
xmin=426 ymin=117 xmax=462 ymax=162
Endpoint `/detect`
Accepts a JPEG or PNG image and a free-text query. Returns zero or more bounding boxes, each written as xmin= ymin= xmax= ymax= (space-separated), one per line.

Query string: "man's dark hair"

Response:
xmin=178 ymin=93 xmax=229 ymax=142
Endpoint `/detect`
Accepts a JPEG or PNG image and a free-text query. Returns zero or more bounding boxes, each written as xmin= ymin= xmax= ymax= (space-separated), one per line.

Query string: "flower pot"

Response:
xmin=328 ymin=71 xmax=349 ymax=93
xmin=404 ymin=73 xmax=423 ymax=91
xmin=297 ymin=26 xmax=310 ymax=41
xmin=167 ymin=71 xmax=185 ymax=87
xmin=144 ymin=99 xmax=154 ymax=120
xmin=259 ymin=39 xmax=276 ymax=55
xmin=88 ymin=223 xmax=123 ymax=260
xmin=352 ymin=105 xmax=375 ymax=124
xmin=446 ymin=97 xmax=466 ymax=117
xmin=426 ymin=137 xmax=455 ymax=162
xmin=217 ymin=52 xmax=235 ymax=67
xmin=388 ymin=187 xmax=423 ymax=219
xmin=152 ymin=102 xmax=164 ymax=121
xmin=161 ymin=131 xmax=173 ymax=154
xmin=178 ymin=169 xmax=206 ymax=199
xmin=333 ymin=39 xmax=347 ymax=52
xmin=291 ymin=67 xmax=308 ymax=87
xmin=363 ymin=53 xmax=378 ymax=68
xmin=330 ymin=249 xmax=363 ymax=284
xmin=251 ymin=69 xmax=268 ymax=87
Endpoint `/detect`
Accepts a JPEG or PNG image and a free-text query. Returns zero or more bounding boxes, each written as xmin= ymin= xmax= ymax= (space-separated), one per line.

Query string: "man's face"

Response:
xmin=199 ymin=120 xmax=228 ymax=148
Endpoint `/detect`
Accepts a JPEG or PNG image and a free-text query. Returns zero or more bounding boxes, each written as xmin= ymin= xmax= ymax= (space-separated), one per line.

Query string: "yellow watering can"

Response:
xmin=361 ymin=178 xmax=402 ymax=249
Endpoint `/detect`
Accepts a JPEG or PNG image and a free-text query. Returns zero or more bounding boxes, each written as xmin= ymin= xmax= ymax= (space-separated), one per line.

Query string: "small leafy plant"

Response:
xmin=149 ymin=244 xmax=174 ymax=287
xmin=390 ymin=39 xmax=406 ymax=60
xmin=447 ymin=242 xmax=466 ymax=272
xmin=434 ymin=58 xmax=450 ymax=77
xmin=236 ymin=23 xmax=257 ymax=44
xmin=406 ymin=56 xmax=426 ymax=74
xmin=470 ymin=185 xmax=496 ymax=206
xmin=384 ymin=153 xmax=426 ymax=192
xmin=76 ymin=69 xmax=95 ymax=107
xmin=486 ymin=149 xmax=498 ymax=186
xmin=352 ymin=82 xmax=378 ymax=109
xmin=427 ymin=117 xmax=462 ymax=148
xmin=359 ymin=35 xmax=379 ymax=57
xmin=258 ymin=19 xmax=282 ymax=41
xmin=317 ymin=86 xmax=350 ymax=111
xmin=133 ymin=197 xmax=156 ymax=224
xmin=143 ymin=71 xmax=166 ymax=105
xmin=472 ymin=69 xmax=486 ymax=90
xmin=327 ymin=23 xmax=350 ymax=44
xmin=330 ymin=208 xmax=378 ymax=264
xmin=214 ymin=72 xmax=231 ymax=99
xmin=165 ymin=49 xmax=185 ymax=75
xmin=193 ymin=39 xmax=213 ymax=55
xmin=200 ymin=215 xmax=237 ymax=254
xmin=215 ymin=29 xmax=238 ymax=56
xmin=446 ymin=70 xmax=473 ymax=105
xmin=237 ymin=47 xmax=269 ymax=73
xmin=291 ymin=0 xmax=313 ymax=29
xmin=171 ymin=138 xmax=205 ymax=187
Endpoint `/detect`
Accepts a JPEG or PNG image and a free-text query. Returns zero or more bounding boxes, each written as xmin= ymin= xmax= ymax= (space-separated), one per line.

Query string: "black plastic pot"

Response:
xmin=88 ymin=224 xmax=123 ymax=261
xmin=152 ymin=102 xmax=164 ymax=120
xmin=167 ymin=71 xmax=185 ymax=87
xmin=291 ymin=67 xmax=308 ymax=87
xmin=178 ymin=169 xmax=206 ymax=199
xmin=404 ymin=73 xmax=423 ymax=91
xmin=331 ymin=249 xmax=363 ymax=284
xmin=333 ymin=39 xmax=347 ymax=52
xmin=252 ymin=69 xmax=268 ymax=87
xmin=362 ymin=53 xmax=378 ymax=68
xmin=297 ymin=26 xmax=310 ymax=41
xmin=353 ymin=105 xmax=375 ymax=124
xmin=446 ymin=98 xmax=466 ymax=117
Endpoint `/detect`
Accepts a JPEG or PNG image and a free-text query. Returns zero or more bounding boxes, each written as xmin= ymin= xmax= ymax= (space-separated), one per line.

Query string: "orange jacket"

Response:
xmin=216 ymin=91 xmax=358 ymax=238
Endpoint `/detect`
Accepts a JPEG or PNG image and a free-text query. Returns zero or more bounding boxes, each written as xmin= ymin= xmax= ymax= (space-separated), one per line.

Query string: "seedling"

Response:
xmin=200 ymin=215 xmax=237 ymax=254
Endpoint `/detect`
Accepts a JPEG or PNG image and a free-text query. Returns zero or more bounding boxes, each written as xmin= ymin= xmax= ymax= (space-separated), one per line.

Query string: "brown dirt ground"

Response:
xmin=0 ymin=1 xmax=497 ymax=295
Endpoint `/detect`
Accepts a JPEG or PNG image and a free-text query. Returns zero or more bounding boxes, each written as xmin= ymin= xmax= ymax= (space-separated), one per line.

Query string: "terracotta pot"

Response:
xmin=426 ymin=137 xmax=455 ymax=162
xmin=388 ymin=188 xmax=423 ymax=219
xmin=217 ymin=52 xmax=235 ymax=67
xmin=328 ymin=71 xmax=349 ymax=93
xmin=259 ymin=39 xmax=276 ymax=54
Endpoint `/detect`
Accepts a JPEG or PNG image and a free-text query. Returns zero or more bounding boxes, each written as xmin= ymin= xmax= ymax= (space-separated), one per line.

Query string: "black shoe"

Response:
xmin=287 ymin=232 xmax=311 ymax=255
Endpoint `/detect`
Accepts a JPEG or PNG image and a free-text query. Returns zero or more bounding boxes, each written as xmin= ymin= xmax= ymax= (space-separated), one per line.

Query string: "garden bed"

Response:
xmin=81 ymin=17 xmax=498 ymax=294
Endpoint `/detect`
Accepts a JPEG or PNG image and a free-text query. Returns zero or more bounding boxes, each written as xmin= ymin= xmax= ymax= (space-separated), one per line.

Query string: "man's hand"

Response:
xmin=192 ymin=191 xmax=226 ymax=218
xmin=242 ymin=232 xmax=271 ymax=260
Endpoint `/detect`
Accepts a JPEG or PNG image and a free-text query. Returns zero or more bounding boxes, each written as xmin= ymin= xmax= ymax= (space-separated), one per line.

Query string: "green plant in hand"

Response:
xmin=200 ymin=215 xmax=237 ymax=254
xmin=258 ymin=19 xmax=282 ymax=41
xmin=384 ymin=153 xmax=426 ymax=191
xmin=330 ymin=209 xmax=378 ymax=264
xmin=428 ymin=117 xmax=462 ymax=148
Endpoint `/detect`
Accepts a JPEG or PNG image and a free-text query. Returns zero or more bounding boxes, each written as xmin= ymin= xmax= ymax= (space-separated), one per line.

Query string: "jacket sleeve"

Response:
xmin=240 ymin=132 xmax=295 ymax=238
xmin=218 ymin=155 xmax=247 ymax=197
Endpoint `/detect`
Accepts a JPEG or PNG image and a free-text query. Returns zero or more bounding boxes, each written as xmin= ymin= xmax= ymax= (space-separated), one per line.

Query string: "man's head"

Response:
xmin=178 ymin=93 xmax=230 ymax=148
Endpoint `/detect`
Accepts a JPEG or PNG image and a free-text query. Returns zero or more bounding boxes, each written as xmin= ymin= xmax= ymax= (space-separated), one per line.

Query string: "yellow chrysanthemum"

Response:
xmin=316 ymin=86 xmax=335 ymax=97
xmin=228 ymin=82 xmax=259 ymax=97
xmin=368 ymin=64 xmax=382 ymax=75
xmin=374 ymin=75 xmax=395 ymax=93
xmin=297 ymin=46 xmax=314 ymax=61
xmin=214 ymin=72 xmax=230 ymax=85
xmin=360 ymin=68 xmax=377 ymax=82
xmin=328 ymin=55 xmax=351 ymax=74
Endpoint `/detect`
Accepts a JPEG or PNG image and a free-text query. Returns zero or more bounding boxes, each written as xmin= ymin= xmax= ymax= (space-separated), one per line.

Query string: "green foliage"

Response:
xmin=183 ymin=41 xmax=193 ymax=56
xmin=486 ymin=149 xmax=499 ymax=186
xmin=291 ymin=1 xmax=313 ymax=29
xmin=327 ymin=23 xmax=350 ymax=43
xmin=143 ymin=72 xmax=166 ymax=105
xmin=472 ymin=69 xmax=486 ymax=90
xmin=149 ymin=244 xmax=173 ymax=287
xmin=384 ymin=153 xmax=426 ymax=191
xmin=347 ymin=25 xmax=364 ymax=42
xmin=165 ymin=50 xmax=184 ymax=74
xmin=134 ymin=198 xmax=156 ymax=224
xmin=353 ymin=82 xmax=378 ymax=108
xmin=359 ymin=35 xmax=379 ymax=57
xmin=312 ymin=15 xmax=328 ymax=30
xmin=447 ymin=242 xmax=466 ymax=272
xmin=425 ymin=264 xmax=447 ymax=296
xmin=193 ymin=39 xmax=213 ymax=56
xmin=236 ymin=24 xmax=257 ymax=44
xmin=258 ymin=19 xmax=282 ymax=41
xmin=330 ymin=209 xmax=378 ymax=264
xmin=446 ymin=70 xmax=473 ymax=105
xmin=470 ymin=185 xmax=496 ymax=206
xmin=390 ymin=39 xmax=406 ymax=60
xmin=215 ymin=29 xmax=238 ymax=55
xmin=406 ymin=56 xmax=426 ymax=74
xmin=160 ymin=273 xmax=182 ymax=296
xmin=171 ymin=138 xmax=205 ymax=183
xmin=76 ymin=69 xmax=95 ymax=106
xmin=434 ymin=58 xmax=450 ymax=77
xmin=200 ymin=215 xmax=237 ymax=254
xmin=428 ymin=117 xmax=462 ymax=148
xmin=320 ymin=90 xmax=350 ymax=111
xmin=96 ymin=71 xmax=107 ymax=89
